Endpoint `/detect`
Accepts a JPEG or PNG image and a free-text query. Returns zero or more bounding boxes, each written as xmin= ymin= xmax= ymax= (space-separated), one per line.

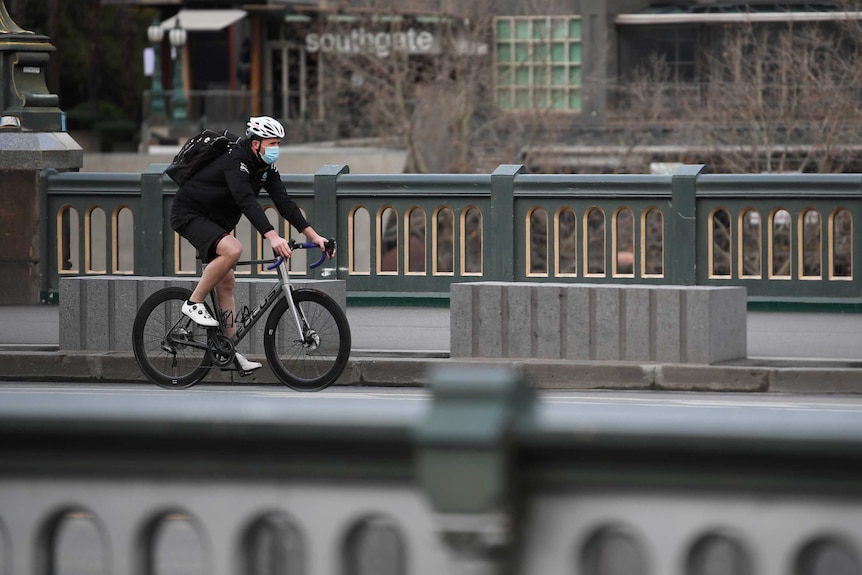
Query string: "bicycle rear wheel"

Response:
xmin=132 ymin=287 xmax=212 ymax=389
xmin=263 ymin=289 xmax=351 ymax=391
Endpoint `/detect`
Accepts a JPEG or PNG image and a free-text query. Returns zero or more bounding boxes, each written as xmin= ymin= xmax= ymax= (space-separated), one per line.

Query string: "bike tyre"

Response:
xmin=132 ymin=287 xmax=212 ymax=389
xmin=263 ymin=289 xmax=351 ymax=392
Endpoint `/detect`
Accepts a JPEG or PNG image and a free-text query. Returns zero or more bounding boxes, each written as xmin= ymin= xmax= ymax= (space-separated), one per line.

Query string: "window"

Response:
xmin=528 ymin=207 xmax=549 ymax=276
xmin=495 ymin=16 xmax=582 ymax=112
xmin=800 ymin=209 xmax=822 ymax=279
xmin=434 ymin=207 xmax=454 ymax=274
xmin=614 ymin=208 xmax=635 ymax=277
xmin=642 ymin=208 xmax=664 ymax=277
xmin=378 ymin=207 xmax=399 ymax=274
xmin=770 ymin=208 xmax=792 ymax=279
xmin=462 ymin=207 xmax=483 ymax=275
xmin=621 ymin=26 xmax=698 ymax=83
xmin=555 ymin=207 xmax=577 ymax=276
xmin=710 ymin=208 xmax=732 ymax=278
xmin=406 ymin=207 xmax=427 ymax=274
xmin=739 ymin=209 xmax=762 ymax=278
xmin=86 ymin=207 xmax=107 ymax=274
xmin=585 ymin=207 xmax=606 ymax=276
xmin=350 ymin=206 xmax=371 ymax=275
xmin=830 ymin=208 xmax=852 ymax=279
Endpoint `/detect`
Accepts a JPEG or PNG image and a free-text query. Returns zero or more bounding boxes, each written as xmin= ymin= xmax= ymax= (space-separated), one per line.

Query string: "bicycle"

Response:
xmin=132 ymin=239 xmax=351 ymax=391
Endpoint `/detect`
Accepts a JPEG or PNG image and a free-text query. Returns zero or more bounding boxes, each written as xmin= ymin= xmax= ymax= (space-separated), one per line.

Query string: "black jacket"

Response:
xmin=171 ymin=139 xmax=310 ymax=235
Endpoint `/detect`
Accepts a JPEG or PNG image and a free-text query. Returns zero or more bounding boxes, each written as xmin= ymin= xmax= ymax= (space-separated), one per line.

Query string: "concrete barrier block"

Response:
xmin=140 ymin=278 xmax=169 ymax=301
xmin=622 ymin=287 xmax=651 ymax=361
xmin=449 ymin=283 xmax=473 ymax=358
xmin=476 ymin=283 xmax=505 ymax=358
xmin=594 ymin=286 xmax=621 ymax=361
xmin=710 ymin=287 xmax=747 ymax=363
xmin=85 ymin=279 xmax=110 ymax=351
xmin=654 ymin=287 xmax=682 ymax=363
xmin=563 ymin=285 xmax=591 ymax=361
xmin=506 ymin=284 xmax=532 ymax=358
xmin=113 ymin=277 xmax=139 ymax=353
xmin=450 ymin=282 xmax=747 ymax=365
xmin=59 ymin=276 xmax=348 ymax=352
xmin=59 ymin=277 xmax=82 ymax=350
xmin=167 ymin=278 xmax=197 ymax=293
xmin=535 ymin=285 xmax=563 ymax=359
xmin=682 ymin=288 xmax=710 ymax=363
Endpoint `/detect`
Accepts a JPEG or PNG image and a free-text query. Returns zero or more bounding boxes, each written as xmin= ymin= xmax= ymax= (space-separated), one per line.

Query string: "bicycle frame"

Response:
xmin=209 ymin=241 xmax=331 ymax=352
xmin=220 ymin=266 xmax=286 ymax=346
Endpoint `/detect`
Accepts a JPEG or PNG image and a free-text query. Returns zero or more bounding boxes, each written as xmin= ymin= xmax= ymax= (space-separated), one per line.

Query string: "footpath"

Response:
xmin=1 ymin=305 xmax=861 ymax=393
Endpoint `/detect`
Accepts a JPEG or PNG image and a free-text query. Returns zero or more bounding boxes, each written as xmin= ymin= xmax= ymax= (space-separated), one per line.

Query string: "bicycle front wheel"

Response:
xmin=264 ymin=289 xmax=351 ymax=391
xmin=132 ymin=287 xmax=212 ymax=389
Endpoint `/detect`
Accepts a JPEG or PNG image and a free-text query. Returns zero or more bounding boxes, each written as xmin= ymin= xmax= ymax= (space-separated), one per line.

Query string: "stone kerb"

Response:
xmin=59 ymin=276 xmax=346 ymax=353
xmin=450 ymin=282 xmax=747 ymax=364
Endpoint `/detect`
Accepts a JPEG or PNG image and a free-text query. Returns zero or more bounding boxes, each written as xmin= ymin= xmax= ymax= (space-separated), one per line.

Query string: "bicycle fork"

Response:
xmin=277 ymin=263 xmax=320 ymax=350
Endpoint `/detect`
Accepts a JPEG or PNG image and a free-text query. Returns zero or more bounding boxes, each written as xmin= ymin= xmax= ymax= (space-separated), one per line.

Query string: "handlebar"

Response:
xmin=266 ymin=239 xmax=336 ymax=270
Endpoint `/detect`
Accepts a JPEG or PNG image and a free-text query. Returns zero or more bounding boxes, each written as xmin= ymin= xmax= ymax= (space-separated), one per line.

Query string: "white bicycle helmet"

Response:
xmin=246 ymin=116 xmax=285 ymax=140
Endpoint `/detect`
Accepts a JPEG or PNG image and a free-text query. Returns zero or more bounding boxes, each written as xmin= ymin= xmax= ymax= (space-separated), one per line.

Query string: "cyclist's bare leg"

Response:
xmin=214 ymin=271 xmax=237 ymax=337
xmin=189 ymin=235 xmax=242 ymax=314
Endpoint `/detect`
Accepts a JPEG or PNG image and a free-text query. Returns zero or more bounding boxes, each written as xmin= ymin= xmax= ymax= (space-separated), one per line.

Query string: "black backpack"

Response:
xmin=165 ymin=129 xmax=241 ymax=186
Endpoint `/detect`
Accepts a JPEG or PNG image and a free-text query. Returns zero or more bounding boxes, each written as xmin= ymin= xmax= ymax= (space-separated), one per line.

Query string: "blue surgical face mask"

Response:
xmin=261 ymin=144 xmax=279 ymax=165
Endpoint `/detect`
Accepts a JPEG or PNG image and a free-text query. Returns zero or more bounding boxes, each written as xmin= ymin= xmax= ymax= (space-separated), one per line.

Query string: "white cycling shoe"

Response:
xmin=235 ymin=352 xmax=262 ymax=372
xmin=181 ymin=300 xmax=219 ymax=327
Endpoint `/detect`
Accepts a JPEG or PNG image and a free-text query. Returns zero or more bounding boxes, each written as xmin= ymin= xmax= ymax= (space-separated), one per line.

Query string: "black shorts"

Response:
xmin=172 ymin=214 xmax=229 ymax=264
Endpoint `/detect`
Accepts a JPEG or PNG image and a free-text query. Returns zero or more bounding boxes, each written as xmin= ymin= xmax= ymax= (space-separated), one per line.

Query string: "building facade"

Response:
xmin=108 ymin=0 xmax=862 ymax=172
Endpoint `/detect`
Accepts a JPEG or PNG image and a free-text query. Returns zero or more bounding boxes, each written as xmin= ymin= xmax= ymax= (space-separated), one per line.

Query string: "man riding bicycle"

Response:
xmin=170 ymin=115 xmax=329 ymax=372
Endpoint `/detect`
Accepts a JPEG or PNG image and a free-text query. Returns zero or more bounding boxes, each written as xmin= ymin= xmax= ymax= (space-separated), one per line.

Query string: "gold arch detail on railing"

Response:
xmin=42 ymin=166 xmax=862 ymax=304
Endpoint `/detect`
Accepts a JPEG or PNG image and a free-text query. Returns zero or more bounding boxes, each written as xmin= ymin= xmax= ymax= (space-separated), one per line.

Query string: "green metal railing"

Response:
xmin=39 ymin=163 xmax=862 ymax=308
xmin=4 ymin=366 xmax=862 ymax=574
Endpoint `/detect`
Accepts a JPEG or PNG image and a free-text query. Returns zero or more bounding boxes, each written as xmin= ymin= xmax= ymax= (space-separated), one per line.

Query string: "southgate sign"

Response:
xmin=305 ymin=27 xmax=439 ymax=58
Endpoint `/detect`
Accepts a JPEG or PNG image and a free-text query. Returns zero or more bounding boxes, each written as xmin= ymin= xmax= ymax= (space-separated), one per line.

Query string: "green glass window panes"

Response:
xmin=497 ymin=19 xmax=511 ymax=39
xmin=533 ymin=20 xmax=547 ymax=39
xmin=535 ymin=90 xmax=549 ymax=108
xmin=551 ymin=89 xmax=566 ymax=110
xmin=533 ymin=44 xmax=548 ymax=62
xmin=496 ymin=44 xmax=511 ymax=63
xmin=552 ymin=66 xmax=566 ymax=85
xmin=551 ymin=43 xmax=566 ymax=62
xmin=552 ymin=19 xmax=568 ymax=39
xmin=494 ymin=16 xmax=582 ymax=113
xmin=533 ymin=66 xmax=548 ymax=85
